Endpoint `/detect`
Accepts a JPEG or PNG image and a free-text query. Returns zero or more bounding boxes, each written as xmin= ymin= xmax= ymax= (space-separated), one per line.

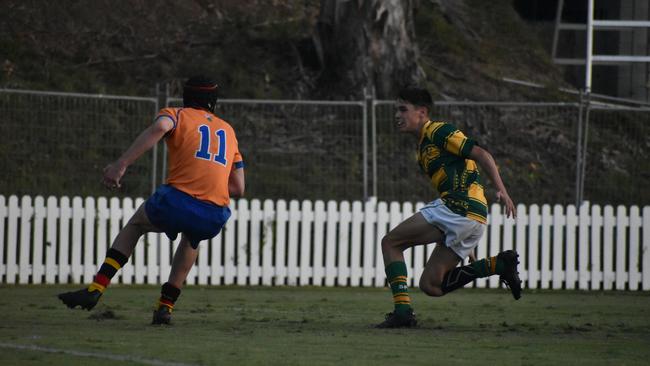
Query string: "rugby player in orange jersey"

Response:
xmin=59 ymin=76 xmax=245 ymax=325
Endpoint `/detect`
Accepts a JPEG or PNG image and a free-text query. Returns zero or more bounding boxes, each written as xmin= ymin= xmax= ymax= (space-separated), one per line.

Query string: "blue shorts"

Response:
xmin=144 ymin=185 xmax=231 ymax=248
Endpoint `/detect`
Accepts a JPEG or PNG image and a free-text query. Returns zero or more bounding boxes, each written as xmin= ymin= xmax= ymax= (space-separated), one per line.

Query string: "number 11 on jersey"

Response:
xmin=195 ymin=125 xmax=227 ymax=166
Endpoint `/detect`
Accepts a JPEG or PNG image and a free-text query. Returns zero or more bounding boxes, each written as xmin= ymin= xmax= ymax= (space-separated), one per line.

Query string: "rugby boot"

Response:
xmin=375 ymin=309 xmax=417 ymax=328
xmin=58 ymin=288 xmax=102 ymax=310
xmin=497 ymin=250 xmax=522 ymax=300
xmin=152 ymin=305 xmax=172 ymax=325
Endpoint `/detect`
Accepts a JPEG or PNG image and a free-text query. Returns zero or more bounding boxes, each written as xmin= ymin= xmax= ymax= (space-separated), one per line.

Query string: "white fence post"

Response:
xmin=249 ymin=199 xmax=262 ymax=286
xmin=287 ymin=200 xmax=300 ymax=286
xmin=32 ymin=196 xmax=46 ymax=284
xmin=338 ymin=201 xmax=351 ymax=286
xmin=615 ymin=205 xmax=628 ymax=290
xmin=70 ymin=197 xmax=84 ymax=284
xmin=312 ymin=200 xmax=326 ymax=286
xmin=362 ymin=198 xmax=377 ymax=287
xmin=515 ymin=204 xmax=527 ymax=288
xmin=578 ymin=202 xmax=590 ymax=290
xmin=19 ymin=196 xmax=33 ymax=284
xmin=324 ymin=201 xmax=338 ymax=287
xmin=299 ymin=200 xmax=314 ymax=286
xmin=273 ymin=200 xmax=287 ymax=285
xmin=603 ymin=205 xmax=615 ymax=290
xmin=565 ymin=205 xmax=578 ymax=290
xmin=629 ymin=206 xmax=641 ymax=290
xmin=540 ymin=204 xmax=552 ymax=289
xmin=551 ymin=204 xmax=565 ymax=290
xmin=1 ymin=195 xmax=649 ymax=291
xmin=261 ymin=199 xmax=275 ymax=286
xmin=591 ymin=205 xmax=603 ymax=290
xmin=96 ymin=198 xmax=109 ymax=281
xmin=527 ymin=204 xmax=540 ymax=290
xmin=0 ymin=196 xmax=6 ymax=282
xmin=83 ymin=197 xmax=96 ymax=284
xmin=641 ymin=206 xmax=650 ymax=290
xmin=45 ymin=196 xmax=58 ymax=284
xmin=58 ymin=197 xmax=72 ymax=283
xmin=350 ymin=201 xmax=363 ymax=287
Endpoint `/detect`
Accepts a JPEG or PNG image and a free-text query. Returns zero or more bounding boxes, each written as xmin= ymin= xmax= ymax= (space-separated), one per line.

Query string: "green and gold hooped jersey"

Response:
xmin=417 ymin=120 xmax=488 ymax=224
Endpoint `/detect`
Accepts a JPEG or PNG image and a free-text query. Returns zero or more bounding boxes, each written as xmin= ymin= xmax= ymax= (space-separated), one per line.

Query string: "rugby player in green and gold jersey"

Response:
xmin=376 ymin=88 xmax=521 ymax=328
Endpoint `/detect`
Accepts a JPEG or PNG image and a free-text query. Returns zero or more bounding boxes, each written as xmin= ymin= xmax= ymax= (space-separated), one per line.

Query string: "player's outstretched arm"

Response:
xmin=102 ymin=116 xmax=174 ymax=189
xmin=469 ymin=145 xmax=516 ymax=218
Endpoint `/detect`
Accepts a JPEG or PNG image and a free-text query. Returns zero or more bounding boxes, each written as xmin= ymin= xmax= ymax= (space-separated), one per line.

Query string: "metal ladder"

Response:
xmin=551 ymin=0 xmax=650 ymax=92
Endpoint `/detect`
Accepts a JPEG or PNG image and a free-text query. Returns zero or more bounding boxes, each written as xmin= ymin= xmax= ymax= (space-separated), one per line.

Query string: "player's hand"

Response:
xmin=102 ymin=161 xmax=126 ymax=189
xmin=496 ymin=190 xmax=516 ymax=219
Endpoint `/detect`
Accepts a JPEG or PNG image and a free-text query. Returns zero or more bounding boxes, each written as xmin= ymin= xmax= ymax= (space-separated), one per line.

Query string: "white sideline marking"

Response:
xmin=0 ymin=342 xmax=200 ymax=366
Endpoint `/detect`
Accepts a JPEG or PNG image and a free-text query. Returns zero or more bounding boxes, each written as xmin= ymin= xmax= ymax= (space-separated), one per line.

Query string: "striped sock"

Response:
xmin=158 ymin=282 xmax=181 ymax=312
xmin=88 ymin=248 xmax=129 ymax=293
xmin=385 ymin=261 xmax=411 ymax=315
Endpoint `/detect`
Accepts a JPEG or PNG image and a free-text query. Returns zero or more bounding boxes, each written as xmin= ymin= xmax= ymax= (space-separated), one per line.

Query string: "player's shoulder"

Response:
xmin=425 ymin=120 xmax=454 ymax=136
xmin=157 ymin=107 xmax=181 ymax=117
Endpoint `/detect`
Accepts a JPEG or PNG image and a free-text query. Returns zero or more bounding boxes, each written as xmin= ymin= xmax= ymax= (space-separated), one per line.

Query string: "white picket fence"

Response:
xmin=1 ymin=195 xmax=649 ymax=290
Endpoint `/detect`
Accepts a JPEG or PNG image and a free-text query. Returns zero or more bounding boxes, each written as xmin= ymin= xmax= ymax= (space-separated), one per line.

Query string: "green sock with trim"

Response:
xmin=385 ymin=261 xmax=412 ymax=315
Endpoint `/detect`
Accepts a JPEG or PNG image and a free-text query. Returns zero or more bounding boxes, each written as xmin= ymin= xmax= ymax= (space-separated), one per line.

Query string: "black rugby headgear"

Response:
xmin=183 ymin=76 xmax=219 ymax=113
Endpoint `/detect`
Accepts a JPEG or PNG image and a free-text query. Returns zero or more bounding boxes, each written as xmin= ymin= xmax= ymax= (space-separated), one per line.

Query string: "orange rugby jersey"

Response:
xmin=156 ymin=107 xmax=243 ymax=207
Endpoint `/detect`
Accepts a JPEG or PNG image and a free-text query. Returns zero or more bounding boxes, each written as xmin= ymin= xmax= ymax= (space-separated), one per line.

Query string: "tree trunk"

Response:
xmin=316 ymin=0 xmax=425 ymax=99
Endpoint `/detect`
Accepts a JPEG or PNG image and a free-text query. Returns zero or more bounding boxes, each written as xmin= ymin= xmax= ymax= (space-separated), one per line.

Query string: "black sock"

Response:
xmin=158 ymin=282 xmax=181 ymax=310
xmin=441 ymin=265 xmax=479 ymax=294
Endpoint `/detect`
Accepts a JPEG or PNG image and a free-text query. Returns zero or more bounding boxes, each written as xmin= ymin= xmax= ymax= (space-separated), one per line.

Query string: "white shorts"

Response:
xmin=419 ymin=199 xmax=485 ymax=260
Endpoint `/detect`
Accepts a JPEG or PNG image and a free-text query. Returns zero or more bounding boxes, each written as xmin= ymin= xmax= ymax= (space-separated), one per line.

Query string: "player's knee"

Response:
xmin=419 ymin=277 xmax=444 ymax=297
xmin=380 ymin=234 xmax=398 ymax=253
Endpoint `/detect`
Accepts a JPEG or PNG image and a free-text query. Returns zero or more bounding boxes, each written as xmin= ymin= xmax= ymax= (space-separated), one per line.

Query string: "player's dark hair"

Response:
xmin=183 ymin=76 xmax=219 ymax=113
xmin=397 ymin=87 xmax=433 ymax=113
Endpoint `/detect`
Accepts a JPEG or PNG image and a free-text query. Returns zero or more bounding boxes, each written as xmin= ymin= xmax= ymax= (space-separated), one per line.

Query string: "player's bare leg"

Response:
xmin=381 ymin=212 xmax=445 ymax=263
xmin=153 ymin=235 xmax=199 ymax=325
xmin=111 ymin=204 xmax=162 ymax=257
xmin=376 ymin=212 xmax=444 ymax=328
xmin=420 ymin=245 xmax=522 ymax=299
xmin=419 ymin=245 xmax=462 ymax=297
xmin=59 ymin=204 xmax=161 ymax=310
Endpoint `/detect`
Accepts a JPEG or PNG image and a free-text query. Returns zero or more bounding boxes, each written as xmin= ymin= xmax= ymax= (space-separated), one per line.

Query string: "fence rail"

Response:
xmin=1 ymin=195 xmax=648 ymax=290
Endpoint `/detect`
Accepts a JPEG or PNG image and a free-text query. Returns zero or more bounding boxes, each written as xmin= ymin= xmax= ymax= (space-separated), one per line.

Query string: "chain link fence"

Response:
xmin=583 ymin=104 xmax=650 ymax=205
xmin=373 ymin=101 xmax=582 ymax=205
xmin=1 ymin=88 xmax=648 ymax=206
xmin=166 ymin=98 xmax=368 ymax=201
xmin=0 ymin=89 xmax=158 ymax=199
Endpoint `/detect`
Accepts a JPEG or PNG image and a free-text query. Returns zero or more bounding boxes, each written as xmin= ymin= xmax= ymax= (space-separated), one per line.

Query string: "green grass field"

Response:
xmin=0 ymin=285 xmax=649 ymax=366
